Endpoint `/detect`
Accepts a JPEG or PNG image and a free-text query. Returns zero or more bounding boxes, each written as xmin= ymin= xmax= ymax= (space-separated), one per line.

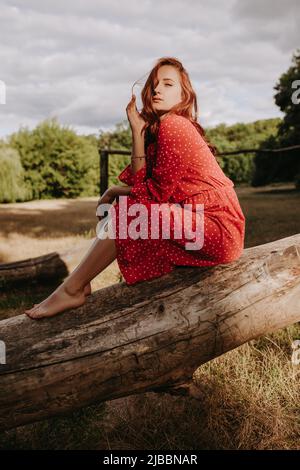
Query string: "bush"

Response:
xmin=0 ymin=145 xmax=30 ymax=203
xmin=9 ymin=118 xmax=99 ymax=200
xmin=206 ymin=118 xmax=281 ymax=185
xmin=252 ymin=135 xmax=300 ymax=186
xmin=218 ymin=154 xmax=256 ymax=185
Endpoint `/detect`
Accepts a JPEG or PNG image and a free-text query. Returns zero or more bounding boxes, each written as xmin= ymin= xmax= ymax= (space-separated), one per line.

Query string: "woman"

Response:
xmin=25 ymin=57 xmax=245 ymax=319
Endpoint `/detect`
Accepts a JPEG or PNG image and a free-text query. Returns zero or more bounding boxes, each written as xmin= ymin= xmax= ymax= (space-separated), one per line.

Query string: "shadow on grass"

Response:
xmin=0 ymin=401 xmax=107 ymax=450
xmin=0 ymin=199 xmax=99 ymax=239
xmin=254 ymin=188 xmax=300 ymax=196
xmin=0 ymin=279 xmax=63 ymax=320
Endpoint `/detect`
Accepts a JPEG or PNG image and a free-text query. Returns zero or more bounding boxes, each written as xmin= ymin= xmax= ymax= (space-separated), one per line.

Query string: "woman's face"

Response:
xmin=152 ymin=65 xmax=183 ymax=120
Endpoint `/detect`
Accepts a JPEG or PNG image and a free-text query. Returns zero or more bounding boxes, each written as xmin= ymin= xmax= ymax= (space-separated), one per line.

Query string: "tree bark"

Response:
xmin=0 ymin=233 xmax=299 ymax=431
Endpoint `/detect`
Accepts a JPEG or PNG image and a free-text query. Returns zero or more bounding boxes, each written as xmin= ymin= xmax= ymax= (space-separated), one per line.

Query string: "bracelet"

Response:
xmin=131 ymin=155 xmax=146 ymax=159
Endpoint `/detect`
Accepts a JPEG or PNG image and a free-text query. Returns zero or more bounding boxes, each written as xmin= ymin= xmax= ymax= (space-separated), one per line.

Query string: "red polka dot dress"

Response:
xmin=113 ymin=113 xmax=246 ymax=285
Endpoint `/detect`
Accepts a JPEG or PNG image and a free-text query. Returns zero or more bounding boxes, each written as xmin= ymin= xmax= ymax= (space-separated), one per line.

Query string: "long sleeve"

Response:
xmin=118 ymin=162 xmax=147 ymax=186
xmin=129 ymin=115 xmax=193 ymax=203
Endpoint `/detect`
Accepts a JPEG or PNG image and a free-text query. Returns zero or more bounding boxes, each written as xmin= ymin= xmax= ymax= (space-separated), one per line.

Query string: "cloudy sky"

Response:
xmin=0 ymin=0 xmax=299 ymax=139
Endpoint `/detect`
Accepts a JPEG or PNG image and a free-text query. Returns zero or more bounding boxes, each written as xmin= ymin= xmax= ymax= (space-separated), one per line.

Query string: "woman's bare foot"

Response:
xmin=84 ymin=282 xmax=92 ymax=296
xmin=25 ymin=282 xmax=87 ymax=319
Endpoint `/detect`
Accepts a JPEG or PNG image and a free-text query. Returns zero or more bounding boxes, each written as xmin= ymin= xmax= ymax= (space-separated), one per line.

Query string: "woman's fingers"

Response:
xmin=127 ymin=95 xmax=134 ymax=106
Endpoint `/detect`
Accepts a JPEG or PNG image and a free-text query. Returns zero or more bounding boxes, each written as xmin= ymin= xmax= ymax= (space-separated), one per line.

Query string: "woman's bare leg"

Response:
xmin=64 ymin=235 xmax=117 ymax=292
xmin=25 ymin=236 xmax=117 ymax=319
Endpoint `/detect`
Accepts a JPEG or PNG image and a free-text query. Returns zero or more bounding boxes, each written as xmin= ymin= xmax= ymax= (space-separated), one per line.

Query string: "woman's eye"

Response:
xmin=165 ymin=84 xmax=172 ymax=86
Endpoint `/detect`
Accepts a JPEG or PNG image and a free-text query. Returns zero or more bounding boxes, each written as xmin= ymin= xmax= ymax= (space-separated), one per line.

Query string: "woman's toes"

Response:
xmin=25 ymin=307 xmax=34 ymax=313
xmin=27 ymin=306 xmax=43 ymax=318
xmin=25 ymin=310 xmax=35 ymax=317
xmin=25 ymin=304 xmax=40 ymax=315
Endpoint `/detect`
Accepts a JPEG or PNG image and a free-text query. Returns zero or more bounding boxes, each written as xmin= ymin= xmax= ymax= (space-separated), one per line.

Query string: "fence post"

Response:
xmin=100 ymin=148 xmax=109 ymax=195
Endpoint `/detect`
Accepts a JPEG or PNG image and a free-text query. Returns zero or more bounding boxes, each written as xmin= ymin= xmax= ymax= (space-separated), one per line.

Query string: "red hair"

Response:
xmin=135 ymin=57 xmax=218 ymax=157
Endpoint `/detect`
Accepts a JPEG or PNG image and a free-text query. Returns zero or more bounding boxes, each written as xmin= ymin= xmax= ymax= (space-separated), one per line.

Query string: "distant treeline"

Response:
xmin=1 ymin=49 xmax=299 ymax=202
xmin=0 ymin=114 xmax=297 ymax=203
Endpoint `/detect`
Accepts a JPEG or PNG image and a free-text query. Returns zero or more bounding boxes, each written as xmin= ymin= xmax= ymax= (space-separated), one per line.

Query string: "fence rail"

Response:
xmin=99 ymin=144 xmax=300 ymax=195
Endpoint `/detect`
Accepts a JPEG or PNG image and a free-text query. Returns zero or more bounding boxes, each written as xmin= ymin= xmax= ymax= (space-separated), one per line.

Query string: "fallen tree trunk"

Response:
xmin=0 ymin=239 xmax=93 ymax=288
xmin=0 ymin=233 xmax=299 ymax=431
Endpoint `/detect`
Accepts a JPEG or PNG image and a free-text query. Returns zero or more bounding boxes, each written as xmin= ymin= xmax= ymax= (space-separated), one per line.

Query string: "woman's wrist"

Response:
xmin=131 ymin=154 xmax=146 ymax=160
xmin=108 ymin=185 xmax=132 ymax=197
xmin=106 ymin=186 xmax=117 ymax=198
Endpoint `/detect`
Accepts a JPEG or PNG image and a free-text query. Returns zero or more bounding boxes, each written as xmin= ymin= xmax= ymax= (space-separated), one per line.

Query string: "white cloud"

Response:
xmin=0 ymin=0 xmax=298 ymax=138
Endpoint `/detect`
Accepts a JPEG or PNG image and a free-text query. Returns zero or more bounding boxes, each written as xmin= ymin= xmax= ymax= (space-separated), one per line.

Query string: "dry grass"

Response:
xmin=0 ymin=197 xmax=121 ymax=319
xmin=0 ymin=183 xmax=299 ymax=449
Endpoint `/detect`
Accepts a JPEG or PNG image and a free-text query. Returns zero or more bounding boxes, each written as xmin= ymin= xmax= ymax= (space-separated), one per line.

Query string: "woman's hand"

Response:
xmin=96 ymin=185 xmax=133 ymax=221
xmin=96 ymin=187 xmax=117 ymax=222
xmin=126 ymin=94 xmax=146 ymax=135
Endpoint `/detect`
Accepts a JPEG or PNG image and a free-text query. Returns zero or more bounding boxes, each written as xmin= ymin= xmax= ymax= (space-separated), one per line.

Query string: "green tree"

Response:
xmin=274 ymin=48 xmax=300 ymax=145
xmin=206 ymin=118 xmax=281 ymax=184
xmin=252 ymin=49 xmax=300 ymax=186
xmin=0 ymin=143 xmax=30 ymax=203
xmin=9 ymin=118 xmax=99 ymax=199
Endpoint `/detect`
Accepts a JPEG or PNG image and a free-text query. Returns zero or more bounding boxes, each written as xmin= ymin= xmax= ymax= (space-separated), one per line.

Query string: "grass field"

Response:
xmin=0 ymin=182 xmax=299 ymax=449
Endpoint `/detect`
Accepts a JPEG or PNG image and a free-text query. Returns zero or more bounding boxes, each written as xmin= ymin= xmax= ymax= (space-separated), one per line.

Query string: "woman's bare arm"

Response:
xmin=107 ymin=185 xmax=133 ymax=198
xmin=126 ymin=94 xmax=147 ymax=175
xmin=131 ymin=129 xmax=146 ymax=175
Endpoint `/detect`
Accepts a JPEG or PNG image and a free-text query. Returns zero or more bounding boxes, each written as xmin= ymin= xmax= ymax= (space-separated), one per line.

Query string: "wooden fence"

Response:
xmin=99 ymin=144 xmax=300 ymax=195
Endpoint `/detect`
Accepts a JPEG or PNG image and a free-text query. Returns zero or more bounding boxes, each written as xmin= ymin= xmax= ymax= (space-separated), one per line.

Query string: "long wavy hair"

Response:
xmin=133 ymin=57 xmax=218 ymax=157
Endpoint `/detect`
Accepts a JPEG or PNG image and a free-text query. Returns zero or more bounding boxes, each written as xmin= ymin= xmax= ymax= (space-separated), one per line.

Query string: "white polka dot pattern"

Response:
xmin=115 ymin=113 xmax=246 ymax=285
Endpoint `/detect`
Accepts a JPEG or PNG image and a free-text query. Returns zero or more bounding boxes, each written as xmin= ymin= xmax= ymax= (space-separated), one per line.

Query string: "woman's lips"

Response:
xmin=153 ymin=98 xmax=163 ymax=101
